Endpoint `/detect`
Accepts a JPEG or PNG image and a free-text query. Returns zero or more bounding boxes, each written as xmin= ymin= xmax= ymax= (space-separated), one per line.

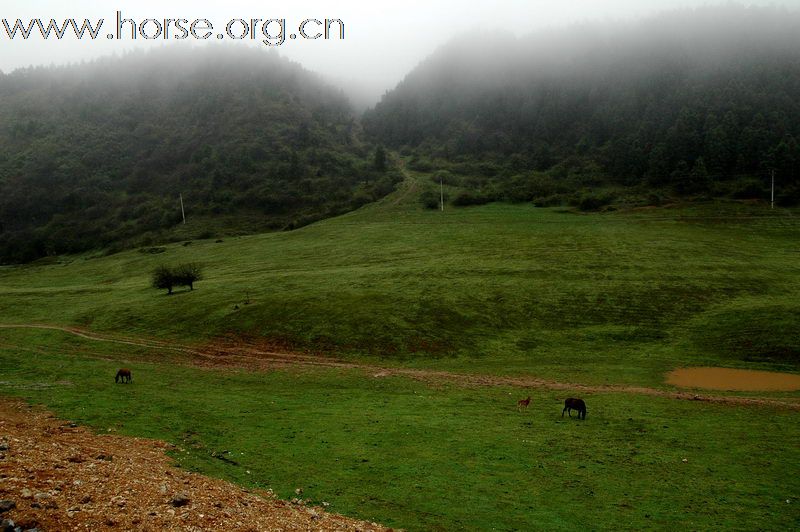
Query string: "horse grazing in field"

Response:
xmin=517 ymin=396 xmax=531 ymax=412
xmin=115 ymin=368 xmax=132 ymax=384
xmin=562 ymin=398 xmax=586 ymax=420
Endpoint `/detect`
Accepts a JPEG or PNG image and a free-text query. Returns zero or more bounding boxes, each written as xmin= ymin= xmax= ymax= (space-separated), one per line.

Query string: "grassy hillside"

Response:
xmin=0 ymin=168 xmax=798 ymax=386
xmin=1 ymin=170 xmax=799 ymax=529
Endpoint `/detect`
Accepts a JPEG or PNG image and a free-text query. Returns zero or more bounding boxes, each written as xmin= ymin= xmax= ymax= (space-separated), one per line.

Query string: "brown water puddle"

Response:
xmin=667 ymin=367 xmax=800 ymax=391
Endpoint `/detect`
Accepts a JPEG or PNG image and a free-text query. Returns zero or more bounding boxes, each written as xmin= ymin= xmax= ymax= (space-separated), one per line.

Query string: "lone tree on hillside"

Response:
xmin=151 ymin=263 xmax=203 ymax=295
xmin=152 ymin=265 xmax=176 ymax=295
xmin=175 ymin=263 xmax=203 ymax=290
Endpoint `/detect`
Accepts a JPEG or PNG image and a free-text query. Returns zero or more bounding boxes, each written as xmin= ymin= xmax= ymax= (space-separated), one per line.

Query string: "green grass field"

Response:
xmin=1 ymin=328 xmax=798 ymax=531
xmin=1 ymin=171 xmax=799 ymax=529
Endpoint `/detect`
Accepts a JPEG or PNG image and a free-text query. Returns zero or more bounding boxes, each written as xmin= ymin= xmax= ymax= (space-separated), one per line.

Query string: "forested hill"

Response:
xmin=0 ymin=47 xmax=398 ymax=263
xmin=363 ymin=6 xmax=800 ymax=206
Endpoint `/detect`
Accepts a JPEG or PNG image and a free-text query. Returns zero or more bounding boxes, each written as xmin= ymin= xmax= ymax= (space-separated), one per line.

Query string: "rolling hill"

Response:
xmin=364 ymin=6 xmax=800 ymax=207
xmin=0 ymin=46 xmax=400 ymax=263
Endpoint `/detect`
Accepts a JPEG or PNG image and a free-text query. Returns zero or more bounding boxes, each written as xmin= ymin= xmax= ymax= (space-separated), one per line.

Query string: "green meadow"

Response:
xmin=1 ymin=174 xmax=799 ymax=529
xmin=1 ymin=328 xmax=799 ymax=530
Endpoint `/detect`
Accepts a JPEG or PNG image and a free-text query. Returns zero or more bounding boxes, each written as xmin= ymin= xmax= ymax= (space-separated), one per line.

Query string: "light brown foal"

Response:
xmin=517 ymin=396 xmax=531 ymax=412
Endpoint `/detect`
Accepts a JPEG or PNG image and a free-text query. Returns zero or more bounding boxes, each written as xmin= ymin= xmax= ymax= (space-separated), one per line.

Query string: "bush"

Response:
xmin=728 ymin=177 xmax=766 ymax=200
xmin=532 ymin=194 xmax=567 ymax=207
xmin=576 ymin=193 xmax=613 ymax=212
xmin=420 ymin=190 xmax=441 ymax=210
xmin=776 ymin=182 xmax=800 ymax=206
xmin=175 ymin=263 xmax=203 ymax=290
xmin=152 ymin=265 xmax=176 ymax=295
xmin=139 ymin=247 xmax=166 ymax=254
xmin=646 ymin=193 xmax=666 ymax=207
xmin=151 ymin=263 xmax=203 ymax=295
xmin=431 ymin=171 xmax=461 ymax=187
xmin=407 ymin=157 xmax=435 ymax=172
xmin=452 ymin=192 xmax=494 ymax=207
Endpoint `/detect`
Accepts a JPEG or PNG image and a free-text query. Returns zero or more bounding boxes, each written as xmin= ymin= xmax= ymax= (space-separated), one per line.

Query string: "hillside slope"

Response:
xmin=0 ymin=46 xmax=399 ymax=263
xmin=0 ymin=171 xmax=797 ymax=385
xmin=364 ymin=6 xmax=800 ymax=205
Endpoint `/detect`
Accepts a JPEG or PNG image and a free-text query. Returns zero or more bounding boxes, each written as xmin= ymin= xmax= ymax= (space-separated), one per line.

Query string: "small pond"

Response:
xmin=666 ymin=367 xmax=800 ymax=392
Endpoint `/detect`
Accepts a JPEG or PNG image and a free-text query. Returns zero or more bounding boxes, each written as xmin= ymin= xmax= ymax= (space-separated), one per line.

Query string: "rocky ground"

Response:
xmin=0 ymin=398 xmax=388 ymax=531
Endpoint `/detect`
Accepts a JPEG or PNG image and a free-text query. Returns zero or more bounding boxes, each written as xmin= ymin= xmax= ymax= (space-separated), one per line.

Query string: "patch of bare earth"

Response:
xmin=666 ymin=367 xmax=800 ymax=391
xmin=0 ymin=399 xmax=388 ymax=532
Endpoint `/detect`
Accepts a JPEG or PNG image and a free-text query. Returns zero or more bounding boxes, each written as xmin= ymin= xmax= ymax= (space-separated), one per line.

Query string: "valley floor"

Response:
xmin=1 ymin=185 xmax=798 ymax=529
xmin=2 ymin=323 xmax=798 ymax=411
xmin=0 ymin=326 xmax=798 ymax=530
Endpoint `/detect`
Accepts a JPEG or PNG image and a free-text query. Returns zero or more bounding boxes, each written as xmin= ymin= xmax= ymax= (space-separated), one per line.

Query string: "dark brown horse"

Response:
xmin=115 ymin=368 xmax=132 ymax=384
xmin=562 ymin=398 xmax=586 ymax=419
xmin=517 ymin=396 xmax=531 ymax=412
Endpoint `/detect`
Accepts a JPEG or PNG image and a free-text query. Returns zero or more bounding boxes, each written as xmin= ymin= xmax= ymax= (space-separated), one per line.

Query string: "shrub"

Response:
xmin=431 ymin=171 xmax=460 ymax=187
xmin=139 ymin=247 xmax=166 ymax=254
xmin=420 ymin=190 xmax=441 ymax=210
xmin=577 ymin=192 xmax=613 ymax=212
xmin=152 ymin=265 xmax=176 ymax=295
xmin=408 ymin=157 xmax=435 ymax=172
xmin=728 ymin=177 xmax=766 ymax=200
xmin=151 ymin=263 xmax=203 ymax=295
xmin=452 ymin=192 xmax=493 ymax=207
xmin=776 ymin=182 xmax=800 ymax=206
xmin=174 ymin=263 xmax=203 ymax=290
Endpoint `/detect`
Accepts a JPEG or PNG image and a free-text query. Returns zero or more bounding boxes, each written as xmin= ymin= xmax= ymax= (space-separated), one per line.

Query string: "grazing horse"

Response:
xmin=517 ymin=396 xmax=531 ymax=412
xmin=115 ymin=368 xmax=132 ymax=384
xmin=562 ymin=398 xmax=586 ymax=420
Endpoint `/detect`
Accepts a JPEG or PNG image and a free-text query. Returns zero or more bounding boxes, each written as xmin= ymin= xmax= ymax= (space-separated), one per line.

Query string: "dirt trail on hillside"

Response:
xmin=1 ymin=324 xmax=799 ymax=411
xmin=389 ymin=160 xmax=419 ymax=206
xmin=0 ymin=398 xmax=387 ymax=532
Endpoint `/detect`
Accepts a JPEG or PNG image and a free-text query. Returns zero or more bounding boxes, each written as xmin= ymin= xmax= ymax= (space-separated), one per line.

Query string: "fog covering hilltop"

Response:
xmin=364 ymin=5 xmax=800 ymax=207
xmin=0 ymin=46 xmax=398 ymax=263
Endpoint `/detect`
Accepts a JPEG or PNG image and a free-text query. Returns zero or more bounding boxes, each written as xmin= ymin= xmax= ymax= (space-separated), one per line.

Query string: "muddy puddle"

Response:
xmin=667 ymin=367 xmax=800 ymax=391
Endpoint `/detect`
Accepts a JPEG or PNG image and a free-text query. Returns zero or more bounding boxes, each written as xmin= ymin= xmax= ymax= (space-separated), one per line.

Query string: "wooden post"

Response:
xmin=180 ymin=193 xmax=186 ymax=223
xmin=771 ymin=170 xmax=775 ymax=209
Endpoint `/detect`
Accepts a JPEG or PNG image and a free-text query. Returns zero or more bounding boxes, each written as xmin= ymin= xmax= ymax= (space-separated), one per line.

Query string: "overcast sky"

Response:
xmin=1 ymin=1 xmax=797 ymax=106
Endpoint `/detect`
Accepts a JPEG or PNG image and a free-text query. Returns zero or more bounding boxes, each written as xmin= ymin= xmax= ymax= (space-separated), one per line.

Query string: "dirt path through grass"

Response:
xmin=389 ymin=159 xmax=419 ymax=206
xmin=2 ymin=323 xmax=799 ymax=411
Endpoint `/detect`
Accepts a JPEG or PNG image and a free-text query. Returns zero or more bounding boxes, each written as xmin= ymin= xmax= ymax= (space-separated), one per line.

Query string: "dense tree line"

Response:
xmin=364 ymin=6 xmax=800 ymax=206
xmin=0 ymin=47 xmax=400 ymax=263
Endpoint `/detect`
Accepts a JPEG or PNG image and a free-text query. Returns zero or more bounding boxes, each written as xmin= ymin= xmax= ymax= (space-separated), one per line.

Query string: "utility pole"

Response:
xmin=180 ymin=193 xmax=186 ymax=224
xmin=440 ymin=176 xmax=444 ymax=212
xmin=771 ymin=170 xmax=775 ymax=209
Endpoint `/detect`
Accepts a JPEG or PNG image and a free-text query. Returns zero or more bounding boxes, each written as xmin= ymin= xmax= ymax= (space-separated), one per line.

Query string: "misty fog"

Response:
xmin=0 ymin=0 xmax=795 ymax=108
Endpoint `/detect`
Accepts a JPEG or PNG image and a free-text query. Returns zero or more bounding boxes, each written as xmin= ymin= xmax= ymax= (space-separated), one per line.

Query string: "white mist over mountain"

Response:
xmin=0 ymin=0 xmax=795 ymax=108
